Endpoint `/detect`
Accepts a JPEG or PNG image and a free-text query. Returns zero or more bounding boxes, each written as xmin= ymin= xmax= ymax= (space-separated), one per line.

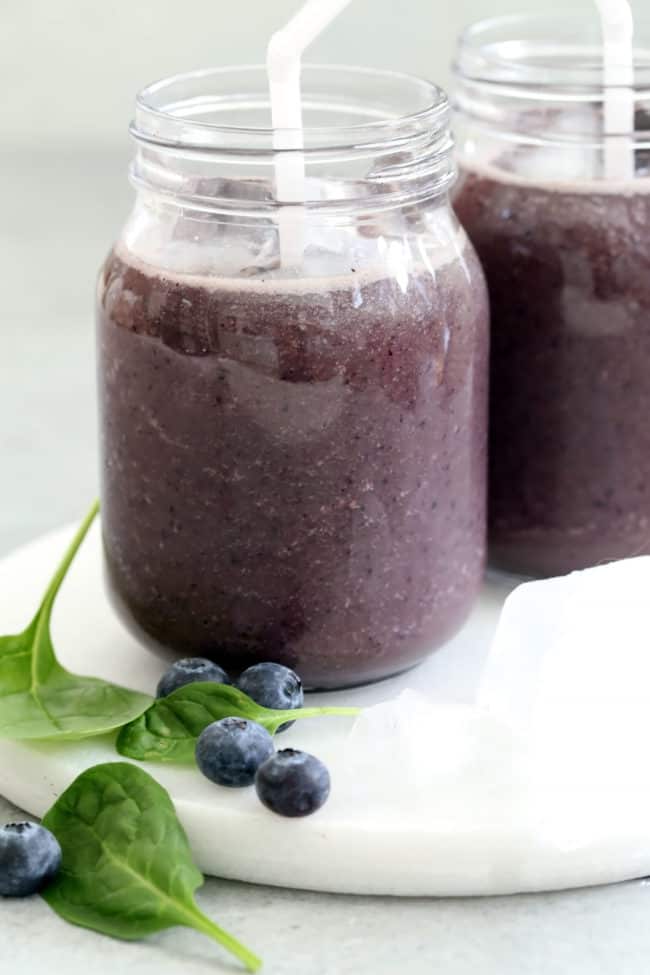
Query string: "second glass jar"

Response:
xmin=98 ymin=66 xmax=489 ymax=688
xmin=454 ymin=14 xmax=650 ymax=577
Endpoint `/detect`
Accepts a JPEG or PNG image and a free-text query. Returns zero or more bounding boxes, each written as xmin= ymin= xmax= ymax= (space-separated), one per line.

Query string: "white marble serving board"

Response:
xmin=1 ymin=524 xmax=650 ymax=898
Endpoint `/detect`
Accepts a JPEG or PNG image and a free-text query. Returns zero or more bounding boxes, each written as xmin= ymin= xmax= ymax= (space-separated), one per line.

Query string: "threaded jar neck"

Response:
xmin=130 ymin=65 xmax=456 ymax=215
xmin=453 ymin=13 xmax=650 ymax=183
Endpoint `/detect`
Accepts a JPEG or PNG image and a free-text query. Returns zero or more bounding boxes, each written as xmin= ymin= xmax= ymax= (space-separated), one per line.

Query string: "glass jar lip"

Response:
xmin=132 ymin=63 xmax=449 ymax=153
xmin=455 ymin=11 xmax=650 ymax=91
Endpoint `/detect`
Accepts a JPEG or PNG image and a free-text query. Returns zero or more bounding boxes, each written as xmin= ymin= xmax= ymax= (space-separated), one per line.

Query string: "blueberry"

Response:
xmin=255 ymin=749 xmax=330 ymax=817
xmin=236 ymin=662 xmax=303 ymax=732
xmin=0 ymin=822 xmax=62 ymax=897
xmin=156 ymin=657 xmax=230 ymax=698
xmin=196 ymin=717 xmax=275 ymax=787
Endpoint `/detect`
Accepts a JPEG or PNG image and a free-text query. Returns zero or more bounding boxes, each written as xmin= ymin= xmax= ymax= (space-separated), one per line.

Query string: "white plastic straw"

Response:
xmin=594 ymin=0 xmax=635 ymax=180
xmin=267 ymin=0 xmax=353 ymax=266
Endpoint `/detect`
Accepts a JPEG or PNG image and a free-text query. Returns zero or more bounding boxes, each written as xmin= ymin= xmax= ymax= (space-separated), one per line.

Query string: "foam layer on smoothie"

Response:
xmin=116 ymin=206 xmax=467 ymax=294
xmin=459 ymin=156 xmax=650 ymax=196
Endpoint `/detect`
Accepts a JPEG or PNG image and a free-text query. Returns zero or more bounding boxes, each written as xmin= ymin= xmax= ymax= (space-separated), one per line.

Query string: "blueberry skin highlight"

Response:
xmin=0 ymin=822 xmax=62 ymax=897
xmin=156 ymin=657 xmax=231 ymax=698
xmin=236 ymin=662 xmax=303 ymax=732
xmin=255 ymin=749 xmax=331 ymax=817
xmin=196 ymin=717 xmax=275 ymax=787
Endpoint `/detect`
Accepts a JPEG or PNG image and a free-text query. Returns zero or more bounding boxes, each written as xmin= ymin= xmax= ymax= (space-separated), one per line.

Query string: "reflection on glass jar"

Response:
xmin=98 ymin=66 xmax=489 ymax=688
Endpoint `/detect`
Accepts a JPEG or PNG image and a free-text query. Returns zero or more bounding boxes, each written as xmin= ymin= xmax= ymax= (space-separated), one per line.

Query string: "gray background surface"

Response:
xmin=2 ymin=0 xmax=599 ymax=149
xmin=2 ymin=1 xmax=650 ymax=971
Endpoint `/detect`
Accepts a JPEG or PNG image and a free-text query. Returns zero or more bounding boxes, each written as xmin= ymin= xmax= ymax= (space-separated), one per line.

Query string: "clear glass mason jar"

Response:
xmin=97 ymin=66 xmax=489 ymax=689
xmin=453 ymin=14 xmax=650 ymax=578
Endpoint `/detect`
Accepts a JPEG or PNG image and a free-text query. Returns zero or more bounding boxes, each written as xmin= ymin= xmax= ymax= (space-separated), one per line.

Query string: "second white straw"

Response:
xmin=594 ymin=0 xmax=635 ymax=181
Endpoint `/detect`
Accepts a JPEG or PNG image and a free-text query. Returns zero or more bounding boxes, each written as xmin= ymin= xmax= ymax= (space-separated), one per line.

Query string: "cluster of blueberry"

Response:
xmin=159 ymin=658 xmax=331 ymax=818
xmin=0 ymin=658 xmax=331 ymax=900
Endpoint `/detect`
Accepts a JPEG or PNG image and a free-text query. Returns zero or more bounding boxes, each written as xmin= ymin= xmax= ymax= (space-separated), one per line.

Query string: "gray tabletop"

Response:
xmin=1 ymin=149 xmax=649 ymax=975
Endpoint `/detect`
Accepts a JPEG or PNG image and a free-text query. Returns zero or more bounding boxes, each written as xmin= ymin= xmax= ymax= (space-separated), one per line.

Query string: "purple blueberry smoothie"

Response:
xmin=455 ymin=165 xmax=650 ymax=576
xmin=98 ymin=241 xmax=488 ymax=688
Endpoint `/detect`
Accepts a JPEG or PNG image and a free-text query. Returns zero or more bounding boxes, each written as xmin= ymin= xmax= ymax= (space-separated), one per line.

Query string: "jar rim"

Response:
xmin=133 ymin=63 xmax=449 ymax=153
xmin=456 ymin=11 xmax=650 ymax=92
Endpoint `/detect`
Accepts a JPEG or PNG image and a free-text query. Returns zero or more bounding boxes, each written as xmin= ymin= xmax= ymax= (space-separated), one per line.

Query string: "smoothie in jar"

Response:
xmin=98 ymin=67 xmax=489 ymax=687
xmin=453 ymin=14 xmax=650 ymax=576
xmin=455 ymin=166 xmax=650 ymax=576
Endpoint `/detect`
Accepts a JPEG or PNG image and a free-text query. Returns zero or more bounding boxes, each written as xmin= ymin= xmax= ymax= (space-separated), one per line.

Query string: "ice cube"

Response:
xmin=513 ymin=144 xmax=600 ymax=184
xmin=479 ymin=557 xmax=650 ymax=791
xmin=334 ymin=689 xmax=527 ymax=819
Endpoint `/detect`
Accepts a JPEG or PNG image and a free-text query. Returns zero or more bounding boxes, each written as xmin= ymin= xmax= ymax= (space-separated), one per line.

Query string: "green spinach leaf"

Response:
xmin=42 ymin=762 xmax=261 ymax=972
xmin=117 ymin=681 xmax=359 ymax=763
xmin=0 ymin=502 xmax=152 ymax=740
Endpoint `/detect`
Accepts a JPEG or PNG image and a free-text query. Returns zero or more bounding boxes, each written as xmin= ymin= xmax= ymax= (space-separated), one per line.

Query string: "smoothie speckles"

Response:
xmin=98 ymin=246 xmax=488 ymax=688
xmin=455 ymin=166 xmax=650 ymax=576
